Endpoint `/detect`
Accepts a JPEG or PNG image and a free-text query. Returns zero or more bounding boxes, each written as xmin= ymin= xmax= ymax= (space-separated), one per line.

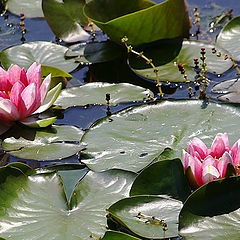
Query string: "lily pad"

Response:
xmin=107 ymin=195 xmax=183 ymax=239
xmin=102 ymin=231 xmax=141 ymax=240
xmin=81 ymin=100 xmax=240 ymax=172
xmin=2 ymin=125 xmax=85 ymax=160
xmin=134 ymin=40 xmax=233 ymax=82
xmin=216 ymin=16 xmax=240 ymax=61
xmin=0 ymin=166 xmax=136 ymax=239
xmin=212 ymin=78 xmax=240 ymax=103
xmin=42 ymin=0 xmax=90 ymax=42
xmin=55 ymin=82 xmax=153 ymax=108
xmin=84 ymin=0 xmax=191 ymax=46
xmin=130 ymin=159 xmax=191 ymax=202
xmin=179 ymin=176 xmax=240 ymax=240
xmin=0 ymin=41 xmax=79 ymax=73
xmin=6 ymin=0 xmax=43 ymax=18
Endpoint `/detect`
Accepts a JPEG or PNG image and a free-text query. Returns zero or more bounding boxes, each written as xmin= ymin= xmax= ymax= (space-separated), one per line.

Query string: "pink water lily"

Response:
xmin=0 ymin=62 xmax=62 ymax=134
xmin=182 ymin=133 xmax=240 ymax=189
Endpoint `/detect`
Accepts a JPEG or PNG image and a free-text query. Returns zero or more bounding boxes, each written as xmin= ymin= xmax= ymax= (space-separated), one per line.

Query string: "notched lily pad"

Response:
xmin=55 ymin=82 xmax=153 ymax=108
xmin=2 ymin=125 xmax=85 ymax=160
xmin=212 ymin=78 xmax=240 ymax=103
xmin=0 ymin=41 xmax=79 ymax=73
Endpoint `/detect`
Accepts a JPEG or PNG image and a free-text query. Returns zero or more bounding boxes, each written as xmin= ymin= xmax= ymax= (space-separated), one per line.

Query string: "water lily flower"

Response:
xmin=0 ymin=62 xmax=62 ymax=134
xmin=182 ymin=133 xmax=239 ymax=189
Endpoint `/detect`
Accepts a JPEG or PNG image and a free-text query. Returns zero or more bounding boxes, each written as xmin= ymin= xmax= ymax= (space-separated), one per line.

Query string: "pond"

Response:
xmin=0 ymin=0 xmax=240 ymax=239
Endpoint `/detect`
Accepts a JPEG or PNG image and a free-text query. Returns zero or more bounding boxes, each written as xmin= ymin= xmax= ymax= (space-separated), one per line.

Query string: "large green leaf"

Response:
xmin=81 ymin=100 xmax=240 ymax=172
xmin=6 ymin=0 xmax=43 ymax=18
xmin=216 ymin=16 xmax=240 ymax=61
xmin=102 ymin=231 xmax=141 ymax=240
xmin=2 ymin=125 xmax=85 ymax=161
xmin=55 ymin=82 xmax=153 ymax=108
xmin=0 ymin=168 xmax=136 ymax=239
xmin=0 ymin=41 xmax=79 ymax=73
xmin=84 ymin=0 xmax=191 ymax=46
xmin=130 ymin=159 xmax=191 ymax=202
xmin=179 ymin=176 xmax=240 ymax=240
xmin=42 ymin=0 xmax=90 ymax=42
xmin=108 ymin=195 xmax=183 ymax=239
xmin=134 ymin=40 xmax=233 ymax=82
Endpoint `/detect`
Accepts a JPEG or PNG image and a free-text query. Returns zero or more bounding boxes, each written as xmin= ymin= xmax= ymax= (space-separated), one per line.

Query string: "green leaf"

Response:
xmin=41 ymin=65 xmax=72 ymax=89
xmin=65 ymin=41 xmax=124 ymax=64
xmin=102 ymin=231 xmax=141 ymax=240
xmin=55 ymin=82 xmax=153 ymax=108
xmin=0 ymin=168 xmax=135 ymax=239
xmin=212 ymin=78 xmax=240 ymax=103
xmin=81 ymin=100 xmax=240 ymax=172
xmin=6 ymin=0 xmax=43 ymax=18
xmin=0 ymin=41 xmax=79 ymax=73
xmin=20 ymin=116 xmax=57 ymax=128
xmin=130 ymin=159 xmax=191 ymax=202
xmin=42 ymin=0 xmax=90 ymax=42
xmin=2 ymin=125 xmax=85 ymax=161
xmin=179 ymin=176 xmax=240 ymax=240
xmin=133 ymin=40 xmax=233 ymax=82
xmin=34 ymin=82 xmax=62 ymax=114
xmin=108 ymin=195 xmax=182 ymax=239
xmin=84 ymin=0 xmax=191 ymax=46
xmin=216 ymin=16 xmax=240 ymax=61
xmin=6 ymin=162 xmax=36 ymax=176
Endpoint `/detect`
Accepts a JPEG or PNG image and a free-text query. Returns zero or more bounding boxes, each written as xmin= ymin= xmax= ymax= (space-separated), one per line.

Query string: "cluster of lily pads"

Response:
xmin=0 ymin=0 xmax=240 ymax=239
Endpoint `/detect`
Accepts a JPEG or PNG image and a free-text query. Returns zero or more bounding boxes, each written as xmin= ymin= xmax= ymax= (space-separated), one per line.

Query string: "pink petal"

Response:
xmin=20 ymin=83 xmax=37 ymax=118
xmin=221 ymin=133 xmax=230 ymax=151
xmin=0 ymin=91 xmax=9 ymax=99
xmin=40 ymin=74 xmax=51 ymax=103
xmin=202 ymin=165 xmax=220 ymax=185
xmin=209 ymin=134 xmax=226 ymax=159
xmin=202 ymin=155 xmax=218 ymax=169
xmin=182 ymin=149 xmax=190 ymax=170
xmin=27 ymin=62 xmax=41 ymax=87
xmin=188 ymin=138 xmax=208 ymax=160
xmin=0 ymin=97 xmax=19 ymax=121
xmin=231 ymin=139 xmax=240 ymax=165
xmin=218 ymin=152 xmax=233 ymax=178
xmin=20 ymin=68 xmax=28 ymax=87
xmin=0 ymin=67 xmax=11 ymax=91
xmin=8 ymin=65 xmax=22 ymax=86
xmin=10 ymin=81 xmax=25 ymax=110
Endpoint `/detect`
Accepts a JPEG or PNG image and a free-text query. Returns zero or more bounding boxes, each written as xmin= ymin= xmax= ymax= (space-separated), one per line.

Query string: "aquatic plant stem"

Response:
xmin=121 ymin=36 xmax=163 ymax=97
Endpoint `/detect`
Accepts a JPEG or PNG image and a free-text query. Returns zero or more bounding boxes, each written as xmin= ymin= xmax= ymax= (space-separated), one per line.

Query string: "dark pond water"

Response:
xmin=0 ymin=0 xmax=240 ymax=169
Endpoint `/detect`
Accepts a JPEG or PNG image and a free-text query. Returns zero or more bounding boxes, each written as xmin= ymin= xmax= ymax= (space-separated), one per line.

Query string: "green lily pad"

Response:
xmin=216 ymin=16 xmax=240 ymax=61
xmin=212 ymin=78 xmax=240 ymax=103
xmin=2 ymin=125 xmax=85 ymax=161
xmin=0 ymin=41 xmax=79 ymax=73
xmin=81 ymin=100 xmax=240 ymax=172
xmin=108 ymin=195 xmax=183 ymax=239
xmin=84 ymin=0 xmax=190 ymax=46
xmin=102 ymin=231 xmax=141 ymax=240
xmin=134 ymin=40 xmax=233 ymax=82
xmin=179 ymin=176 xmax=240 ymax=240
xmin=65 ymin=41 xmax=124 ymax=64
xmin=130 ymin=159 xmax=191 ymax=202
xmin=42 ymin=0 xmax=90 ymax=42
xmin=55 ymin=82 xmax=153 ymax=108
xmin=6 ymin=0 xmax=43 ymax=18
xmin=0 ymin=166 xmax=136 ymax=239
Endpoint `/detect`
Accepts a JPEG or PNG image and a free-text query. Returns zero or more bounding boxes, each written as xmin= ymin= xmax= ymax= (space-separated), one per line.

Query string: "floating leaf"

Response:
xmin=6 ymin=0 xmax=43 ymax=18
xmin=82 ymin=100 xmax=240 ymax=172
xmin=133 ymin=40 xmax=233 ymax=82
xmin=84 ymin=0 xmax=191 ymax=46
xmin=212 ymin=78 xmax=240 ymax=103
xmin=55 ymin=82 xmax=153 ymax=108
xmin=2 ymin=125 xmax=85 ymax=160
xmin=108 ymin=195 xmax=182 ymax=239
xmin=65 ymin=41 xmax=124 ymax=64
xmin=0 ymin=167 xmax=136 ymax=239
xmin=0 ymin=41 xmax=79 ymax=73
xmin=102 ymin=231 xmax=141 ymax=240
xmin=179 ymin=176 xmax=240 ymax=240
xmin=130 ymin=159 xmax=191 ymax=202
xmin=216 ymin=16 xmax=240 ymax=61
xmin=42 ymin=0 xmax=90 ymax=42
